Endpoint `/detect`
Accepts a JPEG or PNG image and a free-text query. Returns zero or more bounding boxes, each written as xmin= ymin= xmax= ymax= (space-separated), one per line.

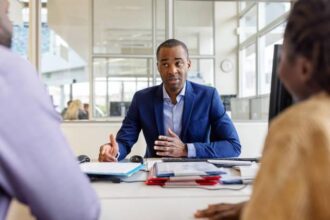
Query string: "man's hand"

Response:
xmin=154 ymin=128 xmax=188 ymax=157
xmin=194 ymin=202 xmax=246 ymax=220
xmin=98 ymin=134 xmax=119 ymax=162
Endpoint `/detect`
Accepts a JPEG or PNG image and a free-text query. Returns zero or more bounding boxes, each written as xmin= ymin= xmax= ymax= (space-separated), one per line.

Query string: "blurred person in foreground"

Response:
xmin=0 ymin=0 xmax=99 ymax=219
xmin=195 ymin=0 xmax=330 ymax=219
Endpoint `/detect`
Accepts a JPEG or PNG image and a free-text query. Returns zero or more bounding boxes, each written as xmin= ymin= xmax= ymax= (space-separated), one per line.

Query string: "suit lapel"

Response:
xmin=154 ymin=85 xmax=164 ymax=135
xmin=181 ymin=81 xmax=195 ymax=139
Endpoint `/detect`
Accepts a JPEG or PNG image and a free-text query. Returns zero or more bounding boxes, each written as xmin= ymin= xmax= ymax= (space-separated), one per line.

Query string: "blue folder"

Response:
xmin=80 ymin=162 xmax=144 ymax=177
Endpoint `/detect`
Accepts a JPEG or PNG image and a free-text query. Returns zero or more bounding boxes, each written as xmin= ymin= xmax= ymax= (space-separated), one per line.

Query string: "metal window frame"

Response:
xmin=90 ymin=0 xmax=158 ymax=119
xmin=173 ymin=0 xmax=216 ymax=86
xmin=238 ymin=2 xmax=291 ymax=98
xmin=28 ymin=0 xmax=41 ymax=72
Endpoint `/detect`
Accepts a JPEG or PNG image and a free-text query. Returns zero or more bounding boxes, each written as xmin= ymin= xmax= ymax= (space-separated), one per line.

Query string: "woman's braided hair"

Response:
xmin=284 ymin=0 xmax=330 ymax=93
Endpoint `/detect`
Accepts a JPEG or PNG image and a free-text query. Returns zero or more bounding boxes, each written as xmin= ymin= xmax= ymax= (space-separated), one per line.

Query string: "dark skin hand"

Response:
xmin=195 ymin=202 xmax=246 ymax=220
xmin=98 ymin=134 xmax=119 ymax=162
xmin=154 ymin=128 xmax=188 ymax=157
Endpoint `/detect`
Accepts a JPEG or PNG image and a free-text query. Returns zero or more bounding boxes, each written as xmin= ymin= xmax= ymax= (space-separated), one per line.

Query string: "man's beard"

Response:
xmin=0 ymin=24 xmax=12 ymax=48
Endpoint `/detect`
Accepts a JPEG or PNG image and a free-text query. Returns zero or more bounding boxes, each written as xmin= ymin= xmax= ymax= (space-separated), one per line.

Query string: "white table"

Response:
xmin=93 ymin=169 xmax=252 ymax=220
xmin=7 ymin=163 xmax=252 ymax=220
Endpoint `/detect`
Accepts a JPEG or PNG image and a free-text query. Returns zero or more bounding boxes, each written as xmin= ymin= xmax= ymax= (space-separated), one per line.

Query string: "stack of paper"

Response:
xmin=220 ymin=163 xmax=259 ymax=184
xmin=208 ymin=159 xmax=252 ymax=167
xmin=146 ymin=162 xmax=226 ymax=186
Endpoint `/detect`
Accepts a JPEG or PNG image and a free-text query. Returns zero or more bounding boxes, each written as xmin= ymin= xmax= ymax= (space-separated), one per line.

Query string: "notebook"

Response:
xmin=80 ymin=162 xmax=144 ymax=177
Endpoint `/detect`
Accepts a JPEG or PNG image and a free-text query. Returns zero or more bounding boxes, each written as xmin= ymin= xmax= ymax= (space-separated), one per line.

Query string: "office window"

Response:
xmin=239 ymin=2 xmax=290 ymax=98
xmin=239 ymin=5 xmax=257 ymax=43
xmin=41 ymin=0 xmax=90 ymax=115
xmin=235 ymin=2 xmax=290 ymax=120
xmin=240 ymin=43 xmax=256 ymax=97
xmin=259 ymin=2 xmax=290 ymax=29
xmin=9 ymin=0 xmax=29 ymax=58
xmin=94 ymin=0 xmax=153 ymax=55
xmin=239 ymin=2 xmax=254 ymax=12
xmin=174 ymin=1 xmax=214 ymax=55
xmin=189 ymin=59 xmax=214 ymax=86
xmin=25 ymin=0 xmax=218 ymax=120
xmin=93 ymin=58 xmax=152 ymax=118
xmin=92 ymin=0 xmax=166 ymax=118
xmin=258 ymin=23 xmax=285 ymax=94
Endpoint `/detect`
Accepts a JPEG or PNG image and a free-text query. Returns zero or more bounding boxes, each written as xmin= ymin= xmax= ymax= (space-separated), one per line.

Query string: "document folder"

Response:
xmin=155 ymin=162 xmax=226 ymax=177
xmin=80 ymin=162 xmax=144 ymax=177
xmin=145 ymin=163 xmax=220 ymax=186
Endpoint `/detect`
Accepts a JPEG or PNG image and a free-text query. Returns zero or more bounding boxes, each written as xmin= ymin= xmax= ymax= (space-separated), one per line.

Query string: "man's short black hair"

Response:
xmin=156 ymin=39 xmax=189 ymax=60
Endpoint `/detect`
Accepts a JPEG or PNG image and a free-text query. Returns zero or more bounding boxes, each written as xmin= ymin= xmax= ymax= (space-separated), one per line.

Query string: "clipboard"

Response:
xmin=80 ymin=162 xmax=144 ymax=177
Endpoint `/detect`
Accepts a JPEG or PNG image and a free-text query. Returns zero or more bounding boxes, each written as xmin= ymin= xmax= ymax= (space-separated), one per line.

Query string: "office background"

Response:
xmin=8 ymin=0 xmax=291 ymax=158
xmin=6 ymin=1 xmax=293 ymax=219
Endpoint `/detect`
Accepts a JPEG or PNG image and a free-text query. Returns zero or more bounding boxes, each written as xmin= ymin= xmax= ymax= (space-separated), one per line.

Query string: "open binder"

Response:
xmin=145 ymin=162 xmax=225 ymax=186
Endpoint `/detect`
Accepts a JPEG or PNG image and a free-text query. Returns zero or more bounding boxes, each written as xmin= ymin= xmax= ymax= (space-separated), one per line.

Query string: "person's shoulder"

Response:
xmin=187 ymin=81 xmax=217 ymax=96
xmin=265 ymin=92 xmax=330 ymax=159
xmin=270 ymin=92 xmax=330 ymax=136
xmin=0 ymin=46 xmax=29 ymax=65
xmin=135 ymin=84 xmax=161 ymax=97
xmin=0 ymin=46 xmax=36 ymax=75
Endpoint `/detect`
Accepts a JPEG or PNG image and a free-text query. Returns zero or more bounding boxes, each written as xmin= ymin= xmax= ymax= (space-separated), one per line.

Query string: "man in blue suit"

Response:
xmin=99 ymin=39 xmax=241 ymax=161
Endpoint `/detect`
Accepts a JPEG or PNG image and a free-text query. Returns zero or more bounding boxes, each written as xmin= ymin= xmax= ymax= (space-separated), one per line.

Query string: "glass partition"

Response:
xmin=259 ymin=2 xmax=290 ymax=29
xmin=93 ymin=58 xmax=152 ymax=117
xmin=240 ymin=43 xmax=256 ymax=97
xmin=10 ymin=0 xmax=29 ymax=58
xmin=258 ymin=23 xmax=285 ymax=94
xmin=175 ymin=1 xmax=214 ymax=55
xmin=93 ymin=0 xmax=153 ymax=55
xmin=41 ymin=0 xmax=90 ymax=119
xmin=239 ymin=4 xmax=257 ymax=43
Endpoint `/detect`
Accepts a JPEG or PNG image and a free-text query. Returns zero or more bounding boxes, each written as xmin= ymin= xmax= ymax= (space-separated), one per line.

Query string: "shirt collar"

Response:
xmin=162 ymin=82 xmax=186 ymax=101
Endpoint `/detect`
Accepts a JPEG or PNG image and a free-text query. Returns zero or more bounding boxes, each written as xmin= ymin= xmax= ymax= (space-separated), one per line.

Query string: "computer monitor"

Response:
xmin=268 ymin=44 xmax=293 ymax=123
xmin=109 ymin=101 xmax=131 ymax=116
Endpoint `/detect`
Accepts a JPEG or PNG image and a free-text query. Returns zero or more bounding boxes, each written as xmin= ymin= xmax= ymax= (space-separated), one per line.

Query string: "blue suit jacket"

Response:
xmin=116 ymin=81 xmax=241 ymax=159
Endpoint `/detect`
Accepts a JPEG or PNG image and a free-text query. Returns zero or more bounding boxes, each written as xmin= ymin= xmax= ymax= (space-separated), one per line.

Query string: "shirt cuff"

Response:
xmin=187 ymin=143 xmax=196 ymax=158
xmin=115 ymin=151 xmax=120 ymax=160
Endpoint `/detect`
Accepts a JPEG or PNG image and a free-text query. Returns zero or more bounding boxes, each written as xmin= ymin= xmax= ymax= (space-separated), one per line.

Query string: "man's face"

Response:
xmin=0 ymin=0 xmax=12 ymax=48
xmin=157 ymin=45 xmax=191 ymax=95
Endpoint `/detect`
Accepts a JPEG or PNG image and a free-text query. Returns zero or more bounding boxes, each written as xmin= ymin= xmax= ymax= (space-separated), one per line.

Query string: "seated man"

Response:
xmin=99 ymin=39 xmax=241 ymax=161
xmin=195 ymin=0 xmax=330 ymax=219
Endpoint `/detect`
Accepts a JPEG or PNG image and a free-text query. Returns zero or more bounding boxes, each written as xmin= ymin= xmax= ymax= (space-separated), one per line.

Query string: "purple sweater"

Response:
xmin=0 ymin=46 xmax=100 ymax=220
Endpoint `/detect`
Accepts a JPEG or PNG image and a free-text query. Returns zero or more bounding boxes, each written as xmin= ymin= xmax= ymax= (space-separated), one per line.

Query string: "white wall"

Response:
xmin=61 ymin=122 xmax=147 ymax=160
xmin=61 ymin=121 xmax=268 ymax=160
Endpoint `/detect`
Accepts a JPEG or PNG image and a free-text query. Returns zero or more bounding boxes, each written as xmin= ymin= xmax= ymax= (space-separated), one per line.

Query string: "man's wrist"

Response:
xmin=186 ymin=143 xmax=197 ymax=158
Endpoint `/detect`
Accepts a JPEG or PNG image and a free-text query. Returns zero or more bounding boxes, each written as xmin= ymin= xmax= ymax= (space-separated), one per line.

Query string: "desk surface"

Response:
xmin=92 ymin=170 xmax=252 ymax=220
